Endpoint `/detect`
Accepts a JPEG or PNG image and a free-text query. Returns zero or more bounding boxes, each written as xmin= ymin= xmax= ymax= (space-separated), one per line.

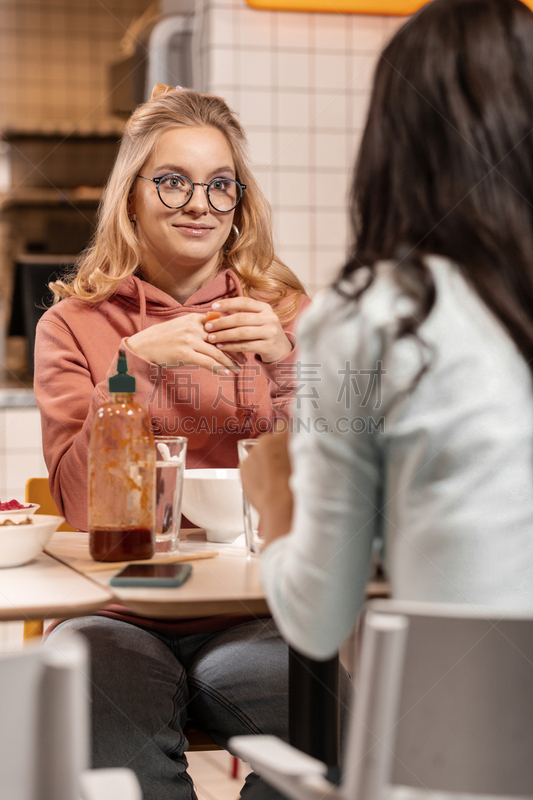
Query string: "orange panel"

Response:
xmin=246 ymin=0 xmax=533 ymax=13
xmin=245 ymin=0 xmax=424 ymax=13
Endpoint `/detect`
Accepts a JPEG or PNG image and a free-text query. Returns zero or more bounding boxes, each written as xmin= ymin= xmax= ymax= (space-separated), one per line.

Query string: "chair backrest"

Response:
xmin=345 ymin=600 xmax=533 ymax=800
xmin=26 ymin=477 xmax=76 ymax=532
xmin=0 ymin=635 xmax=89 ymax=800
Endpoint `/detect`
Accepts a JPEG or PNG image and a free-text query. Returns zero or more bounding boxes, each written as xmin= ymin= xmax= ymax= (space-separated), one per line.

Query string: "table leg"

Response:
xmin=288 ymin=646 xmax=340 ymax=767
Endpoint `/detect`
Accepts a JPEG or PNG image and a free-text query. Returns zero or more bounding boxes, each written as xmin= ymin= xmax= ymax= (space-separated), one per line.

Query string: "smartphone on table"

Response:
xmin=110 ymin=563 xmax=192 ymax=587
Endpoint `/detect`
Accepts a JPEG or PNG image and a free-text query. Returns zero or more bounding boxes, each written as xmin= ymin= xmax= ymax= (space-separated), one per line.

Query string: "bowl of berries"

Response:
xmin=0 ymin=513 xmax=63 ymax=567
xmin=0 ymin=499 xmax=40 ymax=519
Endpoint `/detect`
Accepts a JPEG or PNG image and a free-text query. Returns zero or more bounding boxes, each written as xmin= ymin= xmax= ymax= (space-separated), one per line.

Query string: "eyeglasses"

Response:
xmin=137 ymin=173 xmax=246 ymax=213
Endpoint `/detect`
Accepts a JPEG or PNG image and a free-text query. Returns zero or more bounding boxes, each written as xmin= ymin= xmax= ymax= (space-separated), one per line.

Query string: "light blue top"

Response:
xmin=262 ymin=256 xmax=533 ymax=659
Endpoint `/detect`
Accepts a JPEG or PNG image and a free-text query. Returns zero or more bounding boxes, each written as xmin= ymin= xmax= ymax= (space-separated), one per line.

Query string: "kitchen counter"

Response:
xmin=0 ymin=378 xmax=36 ymax=408
xmin=0 ymin=186 xmax=103 ymax=209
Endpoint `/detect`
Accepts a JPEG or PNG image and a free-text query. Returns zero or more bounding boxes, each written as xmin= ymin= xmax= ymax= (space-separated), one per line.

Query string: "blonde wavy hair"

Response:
xmin=51 ymin=85 xmax=305 ymax=321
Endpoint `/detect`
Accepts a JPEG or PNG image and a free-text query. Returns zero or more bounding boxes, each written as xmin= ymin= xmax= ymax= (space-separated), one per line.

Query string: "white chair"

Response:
xmin=0 ymin=634 xmax=141 ymax=800
xmin=230 ymin=599 xmax=533 ymax=800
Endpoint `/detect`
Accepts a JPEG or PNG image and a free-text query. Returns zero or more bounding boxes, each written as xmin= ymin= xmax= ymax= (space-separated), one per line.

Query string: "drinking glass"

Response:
xmin=237 ymin=439 xmax=263 ymax=556
xmin=154 ymin=436 xmax=188 ymax=553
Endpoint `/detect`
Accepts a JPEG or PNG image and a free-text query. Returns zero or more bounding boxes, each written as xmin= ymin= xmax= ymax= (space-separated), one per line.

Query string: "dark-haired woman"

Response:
xmin=242 ymin=0 xmax=533 ymax=662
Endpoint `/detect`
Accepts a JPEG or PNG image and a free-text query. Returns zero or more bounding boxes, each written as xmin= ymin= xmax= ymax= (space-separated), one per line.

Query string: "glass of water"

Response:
xmin=237 ymin=439 xmax=263 ymax=556
xmin=154 ymin=436 xmax=188 ymax=553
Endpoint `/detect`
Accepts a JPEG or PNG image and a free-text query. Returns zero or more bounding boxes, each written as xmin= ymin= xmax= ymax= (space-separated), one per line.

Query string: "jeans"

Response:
xmin=45 ymin=616 xmax=290 ymax=800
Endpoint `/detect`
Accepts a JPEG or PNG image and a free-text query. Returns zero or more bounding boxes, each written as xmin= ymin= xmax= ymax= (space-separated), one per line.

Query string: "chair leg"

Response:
xmin=23 ymin=620 xmax=44 ymax=643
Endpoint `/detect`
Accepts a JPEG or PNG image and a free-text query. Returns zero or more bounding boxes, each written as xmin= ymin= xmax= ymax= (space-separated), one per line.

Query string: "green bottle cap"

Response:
xmin=108 ymin=350 xmax=136 ymax=394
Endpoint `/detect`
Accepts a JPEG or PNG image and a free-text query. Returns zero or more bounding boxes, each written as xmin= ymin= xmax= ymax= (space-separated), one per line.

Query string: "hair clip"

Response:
xmin=149 ymin=83 xmax=185 ymax=101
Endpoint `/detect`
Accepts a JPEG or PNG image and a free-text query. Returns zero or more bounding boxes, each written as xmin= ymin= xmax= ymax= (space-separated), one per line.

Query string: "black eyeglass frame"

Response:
xmin=137 ymin=173 xmax=247 ymax=212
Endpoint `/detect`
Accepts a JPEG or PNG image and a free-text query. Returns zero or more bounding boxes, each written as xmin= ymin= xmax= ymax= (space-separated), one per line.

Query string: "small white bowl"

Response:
xmin=0 ymin=503 xmax=40 ymax=520
xmin=0 ymin=514 xmax=64 ymax=568
xmin=181 ymin=469 xmax=244 ymax=543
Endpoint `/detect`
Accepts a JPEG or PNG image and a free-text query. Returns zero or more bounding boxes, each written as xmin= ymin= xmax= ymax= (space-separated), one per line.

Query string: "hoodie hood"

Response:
xmin=115 ymin=269 xmax=244 ymax=329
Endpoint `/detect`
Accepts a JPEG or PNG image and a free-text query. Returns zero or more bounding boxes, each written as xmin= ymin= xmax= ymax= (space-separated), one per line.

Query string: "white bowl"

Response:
xmin=0 ymin=514 xmax=64 ymax=568
xmin=181 ymin=469 xmax=244 ymax=543
xmin=0 ymin=503 xmax=40 ymax=519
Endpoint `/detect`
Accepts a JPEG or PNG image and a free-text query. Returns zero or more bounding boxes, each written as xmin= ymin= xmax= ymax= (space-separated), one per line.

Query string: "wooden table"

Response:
xmin=0 ymin=552 xmax=113 ymax=622
xmin=46 ymin=529 xmax=269 ymax=619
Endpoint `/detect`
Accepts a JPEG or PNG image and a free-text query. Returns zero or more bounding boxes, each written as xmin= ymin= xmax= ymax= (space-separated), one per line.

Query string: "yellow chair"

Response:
xmin=22 ymin=478 xmax=75 ymax=643
xmin=23 ymin=479 xmax=229 ymax=759
xmin=26 ymin=477 xmax=76 ymax=532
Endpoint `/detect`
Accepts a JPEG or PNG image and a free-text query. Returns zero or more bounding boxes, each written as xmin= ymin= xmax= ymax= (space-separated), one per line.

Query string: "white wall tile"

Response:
xmin=347 ymin=15 xmax=385 ymax=52
xmin=0 ymin=452 xmax=6 ymax=498
xmin=3 ymin=452 xmax=44 ymax=497
xmin=275 ymin=210 xmax=311 ymax=248
xmin=210 ymin=7 xmax=236 ymax=46
xmin=251 ymin=167 xmax=274 ymax=206
xmin=210 ymin=47 xmax=235 ymax=87
xmin=247 ymin=130 xmax=274 ymax=166
xmin=4 ymin=409 xmax=42 ymax=451
xmin=350 ymin=53 xmax=379 ymax=92
xmin=220 ymin=89 xmax=238 ymax=112
xmin=0 ymin=410 xmax=5 ymax=451
xmin=382 ymin=14 xmax=410 ymax=40
xmin=315 ymin=210 xmax=348 ymax=249
xmin=276 ymin=12 xmax=311 ymax=49
xmin=278 ymin=249 xmax=313 ymax=288
xmin=315 ymin=248 xmax=347 ymax=285
xmin=315 ymin=53 xmax=349 ymax=92
xmin=277 ymin=91 xmax=311 ymax=129
xmin=312 ymin=13 xmax=350 ymax=52
xmin=275 ymin=131 xmax=310 ymax=168
xmin=238 ymin=89 xmax=274 ymax=128
xmin=277 ymin=170 xmax=311 ymax=208
xmin=347 ymin=90 xmax=371 ymax=130
xmin=277 ymin=51 xmax=310 ymax=90
xmin=347 ymin=129 xmax=363 ymax=165
xmin=314 ymin=92 xmax=347 ymax=130
xmin=316 ymin=172 xmax=351 ymax=210
xmin=239 ymin=49 xmax=273 ymax=88
xmin=315 ymin=131 xmax=350 ymax=169
xmin=240 ymin=6 xmax=273 ymax=47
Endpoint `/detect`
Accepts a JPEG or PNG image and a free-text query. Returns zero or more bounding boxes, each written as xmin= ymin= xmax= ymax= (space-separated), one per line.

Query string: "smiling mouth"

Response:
xmin=174 ymin=224 xmax=213 ymax=237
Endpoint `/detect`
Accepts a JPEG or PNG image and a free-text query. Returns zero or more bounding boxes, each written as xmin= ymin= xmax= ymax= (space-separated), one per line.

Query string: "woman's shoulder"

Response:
xmin=40 ymin=296 xmax=92 ymax=325
xmin=298 ymin=265 xmax=404 ymax=340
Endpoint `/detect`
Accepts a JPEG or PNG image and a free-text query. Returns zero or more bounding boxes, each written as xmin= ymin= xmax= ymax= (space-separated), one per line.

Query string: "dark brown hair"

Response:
xmin=340 ymin=0 xmax=533 ymax=364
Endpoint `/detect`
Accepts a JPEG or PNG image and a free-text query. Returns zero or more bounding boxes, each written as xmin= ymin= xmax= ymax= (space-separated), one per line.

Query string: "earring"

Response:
xmin=129 ymin=215 xmax=136 ymax=227
xmin=232 ymin=224 xmax=239 ymax=238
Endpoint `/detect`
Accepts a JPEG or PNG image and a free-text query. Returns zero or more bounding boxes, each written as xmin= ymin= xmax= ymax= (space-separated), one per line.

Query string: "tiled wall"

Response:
xmin=0 ymin=408 xmax=47 ymax=501
xmin=204 ymin=0 xmax=405 ymax=294
xmin=0 ymin=0 xmax=152 ymax=134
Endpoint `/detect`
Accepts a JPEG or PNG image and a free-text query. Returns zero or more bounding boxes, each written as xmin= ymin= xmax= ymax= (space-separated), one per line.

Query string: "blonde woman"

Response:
xmin=35 ymin=86 xmax=323 ymax=800
xmin=36 ymin=84 xmax=308 ymax=532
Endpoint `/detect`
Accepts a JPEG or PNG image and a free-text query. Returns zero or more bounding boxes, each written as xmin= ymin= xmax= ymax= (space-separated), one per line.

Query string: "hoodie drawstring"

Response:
xmin=133 ymin=276 xmax=148 ymax=330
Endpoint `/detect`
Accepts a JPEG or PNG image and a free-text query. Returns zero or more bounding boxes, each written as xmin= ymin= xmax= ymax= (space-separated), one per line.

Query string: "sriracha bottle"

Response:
xmin=88 ymin=351 xmax=155 ymax=562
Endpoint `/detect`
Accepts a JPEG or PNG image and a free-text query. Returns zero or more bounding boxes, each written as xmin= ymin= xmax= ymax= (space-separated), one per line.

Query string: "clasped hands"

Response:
xmin=127 ymin=296 xmax=292 ymax=373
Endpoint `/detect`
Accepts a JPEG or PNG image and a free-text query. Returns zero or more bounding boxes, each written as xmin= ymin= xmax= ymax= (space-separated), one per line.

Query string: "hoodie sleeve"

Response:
xmin=258 ymin=293 xmax=313 ymax=422
xmin=34 ymin=316 xmax=111 ymax=531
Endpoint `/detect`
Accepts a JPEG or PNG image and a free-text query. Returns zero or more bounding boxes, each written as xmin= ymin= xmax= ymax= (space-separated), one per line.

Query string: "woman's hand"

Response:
xmin=204 ymin=297 xmax=293 ymax=364
xmin=127 ymin=313 xmax=245 ymax=373
xmin=240 ymin=431 xmax=294 ymax=547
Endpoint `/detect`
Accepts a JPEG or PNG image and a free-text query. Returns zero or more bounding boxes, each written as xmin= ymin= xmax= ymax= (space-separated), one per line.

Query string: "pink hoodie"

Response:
xmin=35 ymin=269 xmax=310 ymax=533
